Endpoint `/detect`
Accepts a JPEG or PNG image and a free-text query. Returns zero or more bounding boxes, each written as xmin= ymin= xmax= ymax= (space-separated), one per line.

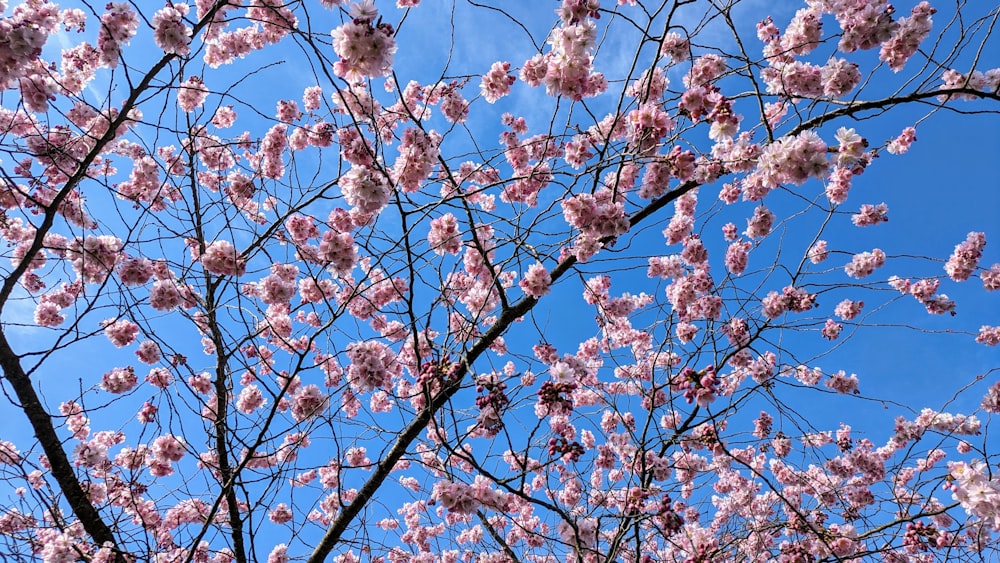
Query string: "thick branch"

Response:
xmin=789 ymin=87 xmax=1000 ymax=136
xmin=0 ymin=331 xmax=124 ymax=561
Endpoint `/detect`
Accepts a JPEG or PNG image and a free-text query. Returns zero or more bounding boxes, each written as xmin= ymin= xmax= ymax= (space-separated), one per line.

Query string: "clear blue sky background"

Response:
xmin=1 ymin=0 xmax=999 ymax=558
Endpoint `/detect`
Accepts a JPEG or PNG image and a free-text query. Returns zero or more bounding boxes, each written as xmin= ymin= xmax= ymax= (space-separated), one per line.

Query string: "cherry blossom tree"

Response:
xmin=1 ymin=0 xmax=999 ymax=562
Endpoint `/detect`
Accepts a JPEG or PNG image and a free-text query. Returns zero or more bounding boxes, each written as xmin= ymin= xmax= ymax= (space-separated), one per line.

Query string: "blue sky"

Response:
xmin=1 ymin=0 xmax=999 ymax=560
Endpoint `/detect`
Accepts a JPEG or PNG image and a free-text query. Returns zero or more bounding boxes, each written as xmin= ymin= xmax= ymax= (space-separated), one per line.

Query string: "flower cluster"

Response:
xmin=521 ymin=18 xmax=606 ymax=100
xmin=944 ymin=231 xmax=985 ymax=282
xmin=852 ymin=203 xmax=889 ymax=227
xmin=101 ymin=366 xmax=137 ymax=394
xmin=199 ymin=240 xmax=246 ymax=277
xmin=519 ymin=263 xmax=552 ymax=298
xmin=331 ymin=2 xmax=397 ymax=82
xmin=977 ymin=326 xmax=1000 ymax=347
xmin=152 ymin=3 xmax=193 ymax=56
xmin=480 ymin=61 xmax=515 ymax=103
xmin=391 ymin=128 xmax=440 ymax=193
xmin=291 ymin=384 xmax=327 ymax=421
xmin=104 ymin=318 xmax=140 ymax=347
xmin=98 ymin=3 xmax=140 ymax=67
xmin=68 ymin=235 xmax=123 ymax=283
xmin=750 ymin=131 xmax=829 ymax=197
xmin=561 ymin=188 xmax=629 ymax=261
xmin=887 ymin=126 xmax=917 ymax=154
xmin=427 ymin=213 xmax=462 ymax=256
xmin=938 ymin=68 xmax=1000 ymax=101
xmin=674 ymin=366 xmax=719 ymax=407
xmin=346 ymin=340 xmax=400 ymax=394
xmin=340 ymin=164 xmax=392 ymax=215
xmin=431 ymin=481 xmax=480 ymax=515
xmin=177 ymin=76 xmax=209 ymax=112
xmin=880 ymin=2 xmax=935 ymax=72
xmin=844 ymin=249 xmax=885 ymax=278
xmin=888 ymin=276 xmax=956 ymax=316
xmin=33 ymin=282 xmax=83 ymax=328
xmin=761 ymin=285 xmax=816 ymax=319
xmin=947 ymin=461 xmax=1000 ymax=530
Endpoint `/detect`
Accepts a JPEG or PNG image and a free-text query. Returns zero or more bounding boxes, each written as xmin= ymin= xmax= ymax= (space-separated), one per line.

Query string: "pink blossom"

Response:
xmin=825 ymin=166 xmax=854 ymax=204
xmin=521 ymin=20 xmax=606 ymax=100
xmin=520 ymin=263 xmax=552 ymax=298
xmin=808 ymin=240 xmax=829 ymax=264
xmin=33 ymin=302 xmax=64 ymax=327
xmin=200 ymin=240 xmax=246 ymax=277
xmin=944 ymin=232 xmax=985 ymax=282
xmin=149 ymin=280 xmax=183 ymax=311
xmin=177 ymin=76 xmax=209 ymax=112
xmin=100 ymin=366 xmax=137 ymax=394
xmin=844 ymin=249 xmax=886 ymax=278
xmin=104 ymin=318 xmax=139 ymax=347
xmin=212 ymin=106 xmax=237 ymax=128
xmin=684 ymin=54 xmax=727 ymax=88
xmin=662 ymin=213 xmax=693 ymax=245
xmin=977 ymin=326 xmax=1000 ymax=347
xmin=556 ymin=517 xmax=598 ymax=549
xmin=137 ymin=402 xmax=157 ymax=423
xmin=268 ymin=544 xmax=289 ymax=563
xmin=481 ymin=61 xmax=516 ymax=103
xmin=302 ymin=85 xmax=323 ymax=111
xmin=152 ymin=434 xmax=186 ymax=462
xmin=237 ymin=385 xmax=267 ymax=414
xmin=680 ymin=236 xmax=708 ymax=267
xmin=881 ymin=2 xmax=935 ymax=72
xmin=887 ymin=126 xmax=917 ymax=155
xmin=285 ymin=214 xmax=319 ymax=243
xmin=761 ymin=60 xmax=824 ymax=98
xmin=947 ymin=461 xmax=1000 ymax=530
xmin=259 ymin=123 xmax=288 ymax=179
xmin=269 ymin=504 xmax=293 ymax=524
xmin=318 ymin=230 xmax=358 ymax=276
xmin=761 ymin=285 xmax=817 ymax=319
xmin=152 ymin=3 xmax=192 ymax=56
xmin=432 ymin=480 xmax=480 ymax=515
xmin=69 ymin=235 xmax=123 ymax=283
xmin=189 ymin=372 xmax=213 ymax=394
xmin=982 ymin=264 xmax=1000 ymax=291
xmin=345 ymin=446 xmax=370 ymax=468
xmin=276 ymin=99 xmax=301 ymax=123
xmin=822 ymin=319 xmax=843 ymax=340
xmin=340 ymin=164 xmax=391 ymax=214
xmin=675 ymin=321 xmax=698 ymax=343
xmin=392 ymin=128 xmax=440 ymax=192
xmin=821 ymin=57 xmax=862 ymax=98
xmin=938 ymin=68 xmax=1000 ymax=101
xmin=982 ymin=382 xmax=1000 ymax=412
xmin=428 ymin=213 xmax=462 ymax=255
xmin=825 ymin=371 xmax=859 ymax=394
xmin=852 ymin=203 xmax=889 ymax=227
xmin=292 ymin=384 xmax=329 ymax=421
xmin=744 ymin=205 xmax=775 ymax=238
xmin=647 ymin=255 xmax=684 ymax=279
xmin=834 ymin=299 xmax=864 ymax=320
xmin=439 ymin=86 xmax=469 ymax=123
xmin=756 ymin=130 xmax=829 ymax=190
xmin=146 ymin=367 xmax=173 ymax=388
xmin=346 ymin=340 xmax=400 ymax=394
xmin=0 ymin=441 xmax=21 ymax=465
xmin=331 ymin=10 xmax=397 ymax=81
xmin=98 ymin=3 xmax=140 ymax=67
xmin=134 ymin=341 xmax=161 ymax=364
xmin=660 ymin=32 xmax=689 ymax=63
